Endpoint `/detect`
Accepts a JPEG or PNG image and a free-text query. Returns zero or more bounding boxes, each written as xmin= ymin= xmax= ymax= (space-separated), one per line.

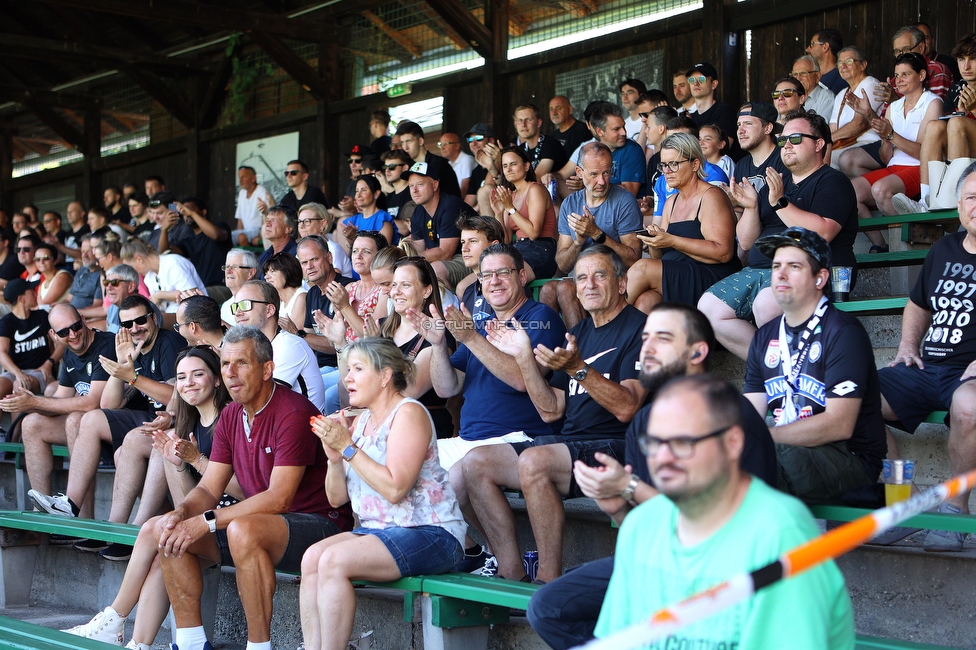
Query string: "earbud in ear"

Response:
xmin=816 ymin=279 xmax=822 ymax=286
xmin=690 ymin=351 xmax=701 ymax=359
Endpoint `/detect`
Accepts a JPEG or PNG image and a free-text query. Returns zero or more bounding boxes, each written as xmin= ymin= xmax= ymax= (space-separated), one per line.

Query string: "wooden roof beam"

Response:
xmin=249 ymin=32 xmax=330 ymax=101
xmin=425 ymin=0 xmax=494 ymax=59
xmin=41 ymin=0 xmax=338 ymax=43
xmin=362 ymin=11 xmax=423 ymax=59
xmin=118 ymin=64 xmax=195 ymax=129
xmin=403 ymin=2 xmax=469 ymax=51
xmin=0 ymin=34 xmax=210 ymax=72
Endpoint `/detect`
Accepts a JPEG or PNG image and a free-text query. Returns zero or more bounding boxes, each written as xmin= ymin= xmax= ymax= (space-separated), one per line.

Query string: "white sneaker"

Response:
xmin=473 ymin=555 xmax=499 ymax=577
xmin=28 ymin=490 xmax=76 ymax=517
xmin=125 ymin=641 xmax=151 ymax=650
xmin=892 ymin=193 xmax=927 ymax=215
xmin=62 ymin=606 xmax=125 ymax=645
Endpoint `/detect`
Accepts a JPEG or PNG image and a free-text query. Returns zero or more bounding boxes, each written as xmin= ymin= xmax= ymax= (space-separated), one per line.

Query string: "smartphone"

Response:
xmin=634 ymin=228 xmax=652 ymax=237
xmin=938 ymin=112 xmax=966 ymax=121
xmin=168 ymin=202 xmax=179 ymax=212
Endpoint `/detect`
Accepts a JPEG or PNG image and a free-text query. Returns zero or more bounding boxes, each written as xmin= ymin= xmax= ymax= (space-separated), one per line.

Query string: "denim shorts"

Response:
xmin=352 ymin=525 xmax=463 ymax=577
xmin=216 ymin=512 xmax=342 ymax=574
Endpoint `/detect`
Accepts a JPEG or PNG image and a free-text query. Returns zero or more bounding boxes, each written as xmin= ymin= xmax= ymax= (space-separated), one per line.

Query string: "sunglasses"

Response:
xmin=771 ymin=89 xmax=798 ymax=99
xmin=230 ymin=299 xmax=272 ymax=315
xmin=16 ymin=247 xmax=32 ymax=253
xmin=638 ymin=111 xmax=651 ymax=119
xmin=54 ymin=320 xmax=84 ymax=338
xmin=466 ymin=135 xmax=485 ymax=143
xmin=284 ymin=169 xmax=302 ymax=176
xmin=348 ymin=158 xmax=362 ymax=164
xmin=33 ymin=256 xmax=52 ymax=262
xmin=776 ymin=133 xmax=819 ymax=147
xmin=384 ymin=164 xmax=403 ymax=170
xmin=688 ymin=75 xmax=707 ymax=84
xmin=119 ymin=314 xmax=151 ymax=329
xmin=104 ymin=278 xmax=125 ymax=287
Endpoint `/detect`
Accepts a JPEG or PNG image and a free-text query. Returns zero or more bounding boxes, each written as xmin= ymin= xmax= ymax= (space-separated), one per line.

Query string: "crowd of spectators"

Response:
xmin=4 ymin=20 xmax=976 ymax=650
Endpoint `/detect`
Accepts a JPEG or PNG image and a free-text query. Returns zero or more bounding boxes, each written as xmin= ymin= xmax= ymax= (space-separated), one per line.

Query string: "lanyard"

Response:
xmin=775 ymin=296 xmax=828 ymax=426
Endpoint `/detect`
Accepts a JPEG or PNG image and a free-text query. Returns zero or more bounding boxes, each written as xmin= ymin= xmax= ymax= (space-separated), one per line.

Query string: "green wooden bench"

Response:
xmin=0 ymin=442 xmax=68 ymax=471
xmin=855 ymin=249 xmax=930 ymax=269
xmin=833 ymin=296 xmax=908 ymax=316
xmin=810 ymin=505 xmax=976 ymax=535
xmin=858 ymin=210 xmax=959 ymax=231
xmin=0 ymin=614 xmax=119 ymax=650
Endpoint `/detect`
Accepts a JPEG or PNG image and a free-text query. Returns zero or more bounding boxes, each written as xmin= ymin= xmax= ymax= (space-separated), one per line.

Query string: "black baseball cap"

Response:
xmin=689 ymin=62 xmax=718 ymax=79
xmin=738 ymin=102 xmax=783 ymax=134
xmin=348 ymin=144 xmax=370 ymax=157
xmin=400 ymin=161 xmax=440 ymax=182
xmin=464 ymin=123 xmax=494 ymax=139
xmin=4 ymin=278 xmax=38 ymax=303
xmin=756 ymin=226 xmax=831 ymax=269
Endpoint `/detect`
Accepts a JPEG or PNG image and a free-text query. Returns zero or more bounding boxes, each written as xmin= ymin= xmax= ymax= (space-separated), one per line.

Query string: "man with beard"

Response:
xmin=593 ymin=375 xmax=854 ymax=649
xmin=526 ymin=303 xmax=776 ymax=650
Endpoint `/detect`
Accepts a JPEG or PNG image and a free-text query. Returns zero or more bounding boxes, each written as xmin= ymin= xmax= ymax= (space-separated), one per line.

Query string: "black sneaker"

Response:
xmin=455 ymin=546 xmax=494 ymax=573
xmin=49 ymin=533 xmax=83 ymax=545
xmin=100 ymin=543 xmax=132 ymax=562
xmin=74 ymin=538 xmax=110 ymax=553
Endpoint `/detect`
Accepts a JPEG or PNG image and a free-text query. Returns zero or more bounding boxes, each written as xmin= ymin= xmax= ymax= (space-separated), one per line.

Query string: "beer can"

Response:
xmin=547 ymin=178 xmax=558 ymax=202
xmin=523 ymin=550 xmax=539 ymax=581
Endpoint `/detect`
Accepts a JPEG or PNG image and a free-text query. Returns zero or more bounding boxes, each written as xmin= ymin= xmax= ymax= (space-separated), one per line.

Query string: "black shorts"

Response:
xmin=878 ymin=363 xmax=976 ymax=432
xmin=215 ymin=512 xmax=341 ymax=574
xmin=512 ymin=435 xmax=626 ymax=499
xmin=104 ymin=409 xmax=157 ymax=451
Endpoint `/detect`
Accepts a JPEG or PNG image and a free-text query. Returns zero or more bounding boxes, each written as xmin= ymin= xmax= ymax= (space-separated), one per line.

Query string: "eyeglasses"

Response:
xmin=771 ymin=89 xmax=799 ymax=99
xmin=657 ymin=159 xmax=691 ymax=173
xmin=16 ymin=247 xmax=32 ymax=253
xmin=173 ymin=321 xmax=194 ymax=333
xmin=297 ymin=218 xmax=323 ymax=227
xmin=222 ymin=264 xmax=255 ymax=271
xmin=776 ymin=133 xmax=819 ymax=147
xmin=54 ymin=320 xmax=84 ymax=338
xmin=838 ymin=57 xmax=864 ymax=66
xmin=688 ymin=75 xmax=707 ymax=84
xmin=348 ymin=158 xmax=362 ymax=164
xmin=33 ymin=256 xmax=52 ymax=262
xmin=284 ymin=169 xmax=302 ymax=176
xmin=466 ymin=135 xmax=485 ymax=143
xmin=119 ymin=314 xmax=151 ymax=329
xmin=893 ymin=43 xmax=921 ymax=56
xmin=808 ymin=40 xmax=824 ymax=47
xmin=638 ymin=426 xmax=730 ymax=459
xmin=104 ymin=278 xmax=125 ymax=287
xmin=638 ymin=111 xmax=651 ymax=119
xmin=790 ymin=70 xmax=816 ymax=78
xmin=230 ymin=299 xmax=272 ymax=315
xmin=477 ymin=268 xmax=518 ymax=282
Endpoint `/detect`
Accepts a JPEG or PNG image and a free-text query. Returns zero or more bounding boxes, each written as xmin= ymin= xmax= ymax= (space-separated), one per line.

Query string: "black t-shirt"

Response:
xmin=645 ymin=150 xmax=662 ymax=197
xmin=410 ymin=194 xmax=477 ymax=257
xmin=0 ymin=310 xmax=51 ymax=370
xmin=132 ymin=220 xmax=155 ymax=242
xmin=0 ymin=247 xmax=25 ymax=282
xmin=110 ymin=206 xmax=132 ymax=224
xmin=60 ymin=330 xmax=115 ymax=395
xmin=821 ymin=68 xmax=849 ymax=95
xmin=131 ymin=328 xmax=182 ymax=410
xmin=625 ymin=394 xmax=778 ymax=487
xmin=279 ymin=185 xmax=331 ymax=212
xmin=304 ymin=276 xmax=354 ymax=367
xmin=744 ymin=303 xmax=887 ymax=478
xmin=548 ymin=305 xmax=645 ymax=439
xmin=521 ymin=134 xmax=569 ymax=173
xmin=386 ymin=187 xmax=415 ymax=222
xmin=550 ymin=121 xmax=592 ymax=159
xmin=170 ymin=223 xmax=233 ymax=286
xmin=910 ymin=232 xmax=976 ymax=368
xmin=64 ymin=224 xmax=90 ymax=257
xmin=465 ymin=166 xmax=489 ymax=198
xmin=736 ymin=148 xmax=793 ymax=268
xmin=423 ymin=152 xmax=461 ymax=197
xmin=749 ymin=165 xmax=858 ymax=270
xmin=370 ymin=135 xmax=392 ymax=155
xmin=691 ymin=102 xmax=738 ymax=154
xmin=185 ymin=418 xmax=219 ymax=481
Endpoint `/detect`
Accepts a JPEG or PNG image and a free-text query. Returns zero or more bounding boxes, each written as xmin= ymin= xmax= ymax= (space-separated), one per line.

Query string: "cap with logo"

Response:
xmin=400 ymin=161 xmax=440 ymax=182
xmin=464 ymin=123 xmax=494 ymax=139
xmin=4 ymin=278 xmax=38 ymax=303
xmin=738 ymin=102 xmax=784 ymax=134
xmin=689 ymin=62 xmax=719 ymax=79
xmin=348 ymin=144 xmax=370 ymax=157
xmin=756 ymin=226 xmax=831 ymax=270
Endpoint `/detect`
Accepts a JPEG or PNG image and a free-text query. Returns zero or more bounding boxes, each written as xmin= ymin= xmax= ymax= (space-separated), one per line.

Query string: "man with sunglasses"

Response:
xmin=218 ymin=249 xmax=259 ymax=327
xmin=29 ymin=295 xmax=183 ymax=534
xmin=699 ymin=110 xmax=857 ymax=361
xmin=278 ymin=159 xmax=329 ymax=214
xmin=379 ymin=150 xmax=417 ymax=239
xmin=92 ymin=264 xmax=162 ymax=333
xmin=15 ymin=303 xmax=117 ymax=520
xmin=232 ymin=280 xmax=326 ymax=412
xmin=594 ymin=374 xmax=854 ymax=649
xmin=16 ymin=234 xmax=40 ymax=282
xmin=527 ymin=304 xmax=776 ymax=649
xmin=462 ymin=123 xmax=500 ymax=215
xmin=744 ymin=227 xmax=885 ymax=505
xmin=0 ymin=229 xmax=26 ymax=292
xmin=686 ymin=62 xmax=738 ymax=156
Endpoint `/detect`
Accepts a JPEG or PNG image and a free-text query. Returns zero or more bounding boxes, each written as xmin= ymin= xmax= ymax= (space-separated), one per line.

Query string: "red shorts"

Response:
xmin=862 ymin=165 xmax=921 ymax=199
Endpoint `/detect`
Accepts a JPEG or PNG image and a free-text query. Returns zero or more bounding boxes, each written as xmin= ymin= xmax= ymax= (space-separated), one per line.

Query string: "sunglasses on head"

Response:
xmin=119 ymin=314 xmax=151 ymax=329
xmin=148 ymin=200 xmax=162 ymax=208
xmin=54 ymin=320 xmax=84 ymax=338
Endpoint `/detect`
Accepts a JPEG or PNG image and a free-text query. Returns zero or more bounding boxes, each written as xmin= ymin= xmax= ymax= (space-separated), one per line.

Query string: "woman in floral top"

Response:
xmin=325 ymin=231 xmax=389 ymax=343
xmin=302 ymin=337 xmax=465 ymax=649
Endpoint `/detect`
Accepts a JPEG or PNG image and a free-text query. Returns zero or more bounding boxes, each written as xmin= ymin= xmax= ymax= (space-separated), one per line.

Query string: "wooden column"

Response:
xmin=82 ymin=103 xmax=101 ymax=211
xmin=485 ymin=0 xmax=510 ymax=143
xmin=319 ymin=41 xmax=341 ymax=200
xmin=701 ymin=0 xmax=740 ymax=109
xmin=0 ymin=122 xmax=12 ymax=215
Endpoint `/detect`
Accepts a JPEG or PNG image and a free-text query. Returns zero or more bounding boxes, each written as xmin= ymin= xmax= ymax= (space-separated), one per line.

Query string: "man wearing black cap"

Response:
xmin=396 ymin=121 xmax=461 ymax=197
xmin=743 ymin=227 xmax=886 ymax=504
xmin=687 ymin=63 xmax=738 ymax=155
xmin=701 ymin=109 xmax=858 ymax=359
xmin=405 ymin=161 xmax=477 ymax=288
xmin=0 ymin=279 xmax=56 ymax=400
xmin=463 ymin=123 xmax=499 ymax=215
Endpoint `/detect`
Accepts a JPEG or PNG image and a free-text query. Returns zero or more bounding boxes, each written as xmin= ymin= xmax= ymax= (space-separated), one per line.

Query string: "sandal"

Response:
xmin=868 ymin=244 xmax=889 ymax=254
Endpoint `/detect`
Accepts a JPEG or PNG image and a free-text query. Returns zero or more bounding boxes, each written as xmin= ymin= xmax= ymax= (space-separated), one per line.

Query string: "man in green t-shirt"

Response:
xmin=594 ymin=374 xmax=855 ymax=649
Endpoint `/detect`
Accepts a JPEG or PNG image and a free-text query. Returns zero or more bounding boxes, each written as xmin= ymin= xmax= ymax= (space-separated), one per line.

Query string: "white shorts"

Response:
xmin=436 ymin=431 xmax=532 ymax=471
xmin=0 ymin=369 xmax=47 ymax=393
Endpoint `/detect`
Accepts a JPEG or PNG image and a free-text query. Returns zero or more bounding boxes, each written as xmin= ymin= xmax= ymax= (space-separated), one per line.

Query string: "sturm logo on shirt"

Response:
xmin=809 ymin=341 xmax=822 ymax=362
xmin=13 ymin=336 xmax=46 ymax=355
xmin=831 ymin=380 xmax=858 ymax=396
xmin=764 ymin=340 xmax=780 ymax=368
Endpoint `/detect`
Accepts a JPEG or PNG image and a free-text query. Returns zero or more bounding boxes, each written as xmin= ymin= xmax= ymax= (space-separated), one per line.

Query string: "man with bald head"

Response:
xmin=549 ymin=95 xmax=592 ymax=158
xmin=438 ymin=133 xmax=476 ymax=196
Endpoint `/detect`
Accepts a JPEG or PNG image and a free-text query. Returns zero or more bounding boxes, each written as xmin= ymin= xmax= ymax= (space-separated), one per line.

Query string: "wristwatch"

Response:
xmin=886 ymin=131 xmax=894 ymax=141
xmin=341 ymin=444 xmax=359 ymax=462
xmin=573 ymin=365 xmax=589 ymax=382
xmin=772 ymin=196 xmax=789 ymax=212
xmin=203 ymin=509 xmax=217 ymax=534
xmin=619 ymin=474 xmax=640 ymax=504
xmin=507 ymin=208 xmax=517 ymax=217
xmin=593 ymin=231 xmax=607 ymax=244
xmin=296 ymin=329 xmax=307 ymax=338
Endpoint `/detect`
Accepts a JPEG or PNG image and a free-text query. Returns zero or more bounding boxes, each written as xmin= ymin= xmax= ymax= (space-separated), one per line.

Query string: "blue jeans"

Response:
xmin=526 ymin=556 xmax=613 ymax=650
